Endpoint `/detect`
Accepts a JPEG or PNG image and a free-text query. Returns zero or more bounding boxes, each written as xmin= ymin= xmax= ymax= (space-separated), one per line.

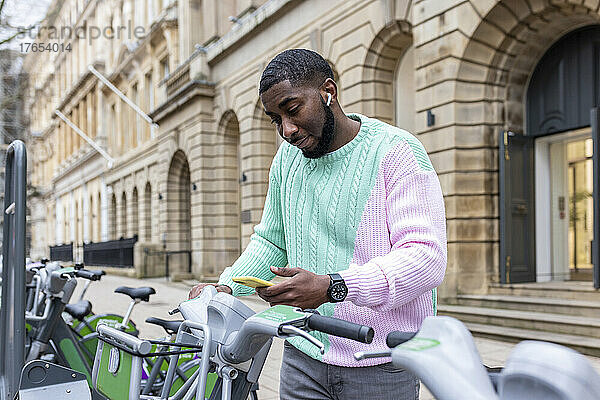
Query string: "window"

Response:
xmin=132 ymin=83 xmax=142 ymax=146
xmin=161 ymin=57 xmax=169 ymax=79
xmin=110 ymin=103 xmax=117 ymax=152
xmin=145 ymin=71 xmax=154 ymax=111
xmin=145 ymin=71 xmax=154 ymax=139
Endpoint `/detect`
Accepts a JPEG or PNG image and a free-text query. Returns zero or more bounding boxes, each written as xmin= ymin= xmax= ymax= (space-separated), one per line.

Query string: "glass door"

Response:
xmin=567 ymin=138 xmax=594 ymax=280
xmin=535 ymin=128 xmax=593 ymax=282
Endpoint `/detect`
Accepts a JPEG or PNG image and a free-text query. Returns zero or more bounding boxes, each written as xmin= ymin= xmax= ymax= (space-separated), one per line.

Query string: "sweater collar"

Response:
xmin=309 ymin=113 xmax=369 ymax=164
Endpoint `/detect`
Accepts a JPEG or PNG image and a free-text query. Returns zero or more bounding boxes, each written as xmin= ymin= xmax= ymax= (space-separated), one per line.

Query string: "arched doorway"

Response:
xmin=110 ymin=193 xmax=117 ymax=240
xmin=132 ymin=187 xmax=139 ymax=238
xmin=502 ymin=25 xmax=600 ymax=286
xmin=394 ymin=46 xmax=415 ymax=133
xmin=167 ymin=150 xmax=192 ymax=276
xmin=362 ymin=22 xmax=412 ymax=125
xmin=88 ymin=195 xmax=94 ymax=242
xmin=96 ymin=192 xmax=101 ymax=242
xmin=74 ymin=200 xmax=81 ymax=261
xmin=143 ymin=182 xmax=152 ymax=241
xmin=64 ymin=205 xmax=69 ymax=244
xmin=120 ymin=192 xmax=127 ymax=238
xmin=217 ymin=111 xmax=241 ymax=273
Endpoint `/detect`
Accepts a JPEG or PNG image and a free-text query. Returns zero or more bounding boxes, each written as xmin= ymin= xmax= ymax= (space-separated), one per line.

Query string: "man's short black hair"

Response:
xmin=259 ymin=49 xmax=334 ymax=94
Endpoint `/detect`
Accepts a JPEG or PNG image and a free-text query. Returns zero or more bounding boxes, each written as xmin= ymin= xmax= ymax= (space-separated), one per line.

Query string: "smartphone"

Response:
xmin=232 ymin=276 xmax=274 ymax=288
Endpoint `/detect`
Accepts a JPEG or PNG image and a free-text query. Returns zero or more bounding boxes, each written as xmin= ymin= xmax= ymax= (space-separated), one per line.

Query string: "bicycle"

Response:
xmin=24 ymin=262 xmax=110 ymax=398
xmin=355 ymin=315 xmax=600 ymax=400
xmin=24 ymin=260 xmax=204 ymax=398
xmin=92 ymin=285 xmax=374 ymax=399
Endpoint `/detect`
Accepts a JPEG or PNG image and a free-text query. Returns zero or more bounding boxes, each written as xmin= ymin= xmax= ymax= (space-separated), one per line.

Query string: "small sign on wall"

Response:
xmin=241 ymin=210 xmax=252 ymax=223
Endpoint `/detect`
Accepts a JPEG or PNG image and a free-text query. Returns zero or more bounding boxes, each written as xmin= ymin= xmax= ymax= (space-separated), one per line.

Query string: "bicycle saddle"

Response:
xmin=65 ymin=300 xmax=92 ymax=321
xmin=145 ymin=317 xmax=183 ymax=335
xmin=115 ymin=286 xmax=156 ymax=301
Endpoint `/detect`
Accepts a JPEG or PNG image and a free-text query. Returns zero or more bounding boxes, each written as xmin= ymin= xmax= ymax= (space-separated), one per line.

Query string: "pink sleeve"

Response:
xmin=338 ymin=166 xmax=447 ymax=312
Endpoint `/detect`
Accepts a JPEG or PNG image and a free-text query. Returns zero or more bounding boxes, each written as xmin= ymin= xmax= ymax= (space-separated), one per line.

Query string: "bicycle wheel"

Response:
xmin=76 ymin=313 xmax=138 ymax=362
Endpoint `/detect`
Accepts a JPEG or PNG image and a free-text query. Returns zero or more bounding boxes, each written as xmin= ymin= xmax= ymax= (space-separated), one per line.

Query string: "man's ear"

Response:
xmin=320 ymin=78 xmax=338 ymax=105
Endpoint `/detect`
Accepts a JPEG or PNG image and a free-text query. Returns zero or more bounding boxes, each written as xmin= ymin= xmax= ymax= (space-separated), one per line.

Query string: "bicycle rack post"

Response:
xmin=0 ymin=140 xmax=27 ymax=400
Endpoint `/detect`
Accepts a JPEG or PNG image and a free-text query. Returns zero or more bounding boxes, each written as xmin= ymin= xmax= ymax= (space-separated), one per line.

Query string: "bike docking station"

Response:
xmin=0 ymin=141 xmax=92 ymax=400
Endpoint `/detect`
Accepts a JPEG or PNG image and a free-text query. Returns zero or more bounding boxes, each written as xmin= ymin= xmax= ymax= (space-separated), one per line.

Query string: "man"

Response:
xmin=189 ymin=49 xmax=447 ymax=400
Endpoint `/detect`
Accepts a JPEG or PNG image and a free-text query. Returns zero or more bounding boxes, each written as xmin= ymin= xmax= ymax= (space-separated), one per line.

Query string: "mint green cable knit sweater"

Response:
xmin=219 ymin=114 xmax=447 ymax=367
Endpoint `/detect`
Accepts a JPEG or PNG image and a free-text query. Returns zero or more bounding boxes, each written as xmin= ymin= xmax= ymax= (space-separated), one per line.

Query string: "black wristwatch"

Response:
xmin=326 ymin=273 xmax=348 ymax=302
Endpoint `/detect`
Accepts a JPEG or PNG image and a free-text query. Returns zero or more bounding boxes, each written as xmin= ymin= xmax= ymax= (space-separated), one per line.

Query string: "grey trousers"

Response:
xmin=279 ymin=342 xmax=420 ymax=400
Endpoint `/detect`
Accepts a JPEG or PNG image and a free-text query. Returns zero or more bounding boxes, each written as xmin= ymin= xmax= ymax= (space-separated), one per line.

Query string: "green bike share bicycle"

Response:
xmin=24 ymin=260 xmax=202 ymax=397
xmin=24 ymin=262 xmax=138 ymax=396
xmin=26 ymin=260 xmax=137 ymax=362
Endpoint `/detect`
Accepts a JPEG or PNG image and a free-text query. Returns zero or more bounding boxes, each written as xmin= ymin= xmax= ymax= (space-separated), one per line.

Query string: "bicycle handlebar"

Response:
xmin=386 ymin=331 xmax=416 ymax=348
xmin=307 ymin=313 xmax=374 ymax=344
xmin=75 ymin=269 xmax=101 ymax=281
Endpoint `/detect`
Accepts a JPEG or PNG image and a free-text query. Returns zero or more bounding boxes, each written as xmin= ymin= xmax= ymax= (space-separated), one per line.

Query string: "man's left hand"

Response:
xmin=256 ymin=266 xmax=330 ymax=309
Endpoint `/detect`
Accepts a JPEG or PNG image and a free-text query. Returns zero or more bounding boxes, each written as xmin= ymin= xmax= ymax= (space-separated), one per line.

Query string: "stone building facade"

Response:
xmin=26 ymin=0 xmax=600 ymax=299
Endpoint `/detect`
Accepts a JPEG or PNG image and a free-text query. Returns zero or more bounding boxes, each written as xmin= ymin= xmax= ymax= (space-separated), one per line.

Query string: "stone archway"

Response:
xmin=96 ymin=192 xmax=101 ymax=242
xmin=197 ymin=110 xmax=241 ymax=276
xmin=167 ymin=150 xmax=192 ymax=276
xmin=120 ymin=192 xmax=127 ymax=238
xmin=88 ymin=195 xmax=94 ymax=243
xmin=361 ymin=21 xmax=412 ymax=124
xmin=448 ymin=0 xmax=600 ymax=295
xmin=223 ymin=111 xmax=241 ymax=254
xmin=458 ymin=0 xmax=600 ymax=136
xmin=132 ymin=187 xmax=139 ymax=238
xmin=64 ymin=205 xmax=69 ymax=244
xmin=143 ymin=182 xmax=152 ymax=241
xmin=110 ymin=193 xmax=117 ymax=240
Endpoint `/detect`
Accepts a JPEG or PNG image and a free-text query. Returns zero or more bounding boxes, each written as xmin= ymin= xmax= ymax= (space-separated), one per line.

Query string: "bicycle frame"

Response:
xmin=49 ymin=316 xmax=96 ymax=385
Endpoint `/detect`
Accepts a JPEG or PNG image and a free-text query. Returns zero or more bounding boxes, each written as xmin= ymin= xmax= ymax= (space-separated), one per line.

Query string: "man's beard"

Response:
xmin=302 ymin=97 xmax=335 ymax=159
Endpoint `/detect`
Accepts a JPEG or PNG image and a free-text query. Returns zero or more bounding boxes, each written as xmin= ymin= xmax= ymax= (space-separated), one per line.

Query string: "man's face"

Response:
xmin=261 ymin=80 xmax=335 ymax=159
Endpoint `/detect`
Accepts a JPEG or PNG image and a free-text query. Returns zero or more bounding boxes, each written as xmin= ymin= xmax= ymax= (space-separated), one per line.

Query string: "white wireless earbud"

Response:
xmin=326 ymin=92 xmax=332 ymax=107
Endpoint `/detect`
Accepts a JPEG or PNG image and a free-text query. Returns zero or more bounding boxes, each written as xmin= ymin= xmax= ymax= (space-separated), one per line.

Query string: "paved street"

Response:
xmin=78 ymin=274 xmax=600 ymax=400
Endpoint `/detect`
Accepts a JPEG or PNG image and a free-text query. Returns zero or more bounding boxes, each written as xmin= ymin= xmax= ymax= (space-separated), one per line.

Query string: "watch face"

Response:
xmin=330 ymin=282 xmax=348 ymax=301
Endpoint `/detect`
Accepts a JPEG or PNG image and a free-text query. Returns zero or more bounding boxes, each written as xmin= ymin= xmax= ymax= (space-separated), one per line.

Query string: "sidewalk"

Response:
xmin=79 ymin=274 xmax=600 ymax=400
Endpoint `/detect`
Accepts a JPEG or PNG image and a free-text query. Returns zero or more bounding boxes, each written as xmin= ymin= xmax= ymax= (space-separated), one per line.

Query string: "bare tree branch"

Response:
xmin=0 ymin=23 xmax=37 ymax=46
xmin=0 ymin=0 xmax=55 ymax=47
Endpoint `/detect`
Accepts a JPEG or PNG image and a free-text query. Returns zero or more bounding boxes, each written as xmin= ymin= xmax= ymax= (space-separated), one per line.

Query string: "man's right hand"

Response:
xmin=188 ymin=283 xmax=232 ymax=299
